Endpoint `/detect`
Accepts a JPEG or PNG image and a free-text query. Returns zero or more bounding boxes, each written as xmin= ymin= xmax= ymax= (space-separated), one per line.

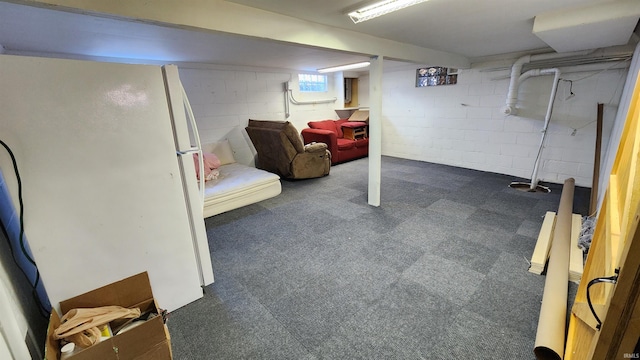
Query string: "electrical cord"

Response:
xmin=0 ymin=139 xmax=50 ymax=318
xmin=561 ymin=79 xmax=575 ymax=100
xmin=560 ymin=58 xmax=629 ymax=135
xmin=586 ymin=269 xmax=619 ymax=330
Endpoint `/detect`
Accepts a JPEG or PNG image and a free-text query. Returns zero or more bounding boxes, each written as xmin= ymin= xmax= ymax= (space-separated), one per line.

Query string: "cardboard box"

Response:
xmin=45 ymin=272 xmax=172 ymax=360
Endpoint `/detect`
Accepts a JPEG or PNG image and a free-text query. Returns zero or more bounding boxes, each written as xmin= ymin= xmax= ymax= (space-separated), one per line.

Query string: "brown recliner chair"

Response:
xmin=245 ymin=119 xmax=331 ymax=179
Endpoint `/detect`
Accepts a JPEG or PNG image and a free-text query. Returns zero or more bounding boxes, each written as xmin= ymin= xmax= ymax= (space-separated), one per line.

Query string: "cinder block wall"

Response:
xmin=378 ymin=64 xmax=626 ymax=187
xmin=180 ymin=62 xmax=626 ymax=187
xmin=179 ymin=66 xmax=339 ymax=166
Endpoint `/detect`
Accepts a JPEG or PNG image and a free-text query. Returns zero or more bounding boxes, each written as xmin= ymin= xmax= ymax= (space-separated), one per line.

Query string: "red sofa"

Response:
xmin=301 ymin=119 xmax=368 ymax=164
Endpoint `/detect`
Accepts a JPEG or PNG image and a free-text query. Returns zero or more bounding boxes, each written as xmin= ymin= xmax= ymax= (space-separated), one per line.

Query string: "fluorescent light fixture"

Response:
xmin=348 ymin=0 xmax=429 ymax=23
xmin=317 ymin=61 xmax=371 ymax=73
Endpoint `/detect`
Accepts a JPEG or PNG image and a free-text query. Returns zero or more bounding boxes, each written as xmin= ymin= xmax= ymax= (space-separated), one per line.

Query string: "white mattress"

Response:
xmin=202 ymin=163 xmax=281 ymax=218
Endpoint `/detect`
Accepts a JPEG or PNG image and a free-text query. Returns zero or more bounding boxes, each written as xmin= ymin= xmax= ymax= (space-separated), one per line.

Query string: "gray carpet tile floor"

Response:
xmin=167 ymin=156 xmax=590 ymax=360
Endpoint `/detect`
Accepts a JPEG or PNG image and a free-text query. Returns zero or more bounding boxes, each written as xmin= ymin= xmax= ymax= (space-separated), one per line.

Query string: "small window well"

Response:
xmin=298 ymin=74 xmax=328 ymax=92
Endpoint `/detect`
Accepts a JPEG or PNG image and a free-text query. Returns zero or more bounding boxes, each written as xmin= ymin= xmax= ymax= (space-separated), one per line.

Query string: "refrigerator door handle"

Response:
xmin=177 ymin=148 xmax=200 ymax=155
xmin=180 ymin=83 xmax=205 ymax=206
xmin=176 ymin=148 xmax=204 ymax=204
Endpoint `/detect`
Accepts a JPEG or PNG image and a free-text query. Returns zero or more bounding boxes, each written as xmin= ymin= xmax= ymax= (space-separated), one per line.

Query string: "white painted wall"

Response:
xmin=358 ymin=76 xmax=370 ymax=109
xmin=178 ymin=65 xmax=340 ymax=166
xmin=178 ymin=60 xmax=627 ymax=189
xmin=377 ymin=63 xmax=627 ymax=187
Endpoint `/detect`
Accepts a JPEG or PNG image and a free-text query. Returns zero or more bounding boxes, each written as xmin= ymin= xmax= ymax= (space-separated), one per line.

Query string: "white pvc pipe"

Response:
xmin=283 ymin=83 xmax=290 ymax=118
xmin=287 ymin=91 xmax=337 ymax=105
xmin=502 ymin=50 xmax=593 ymax=115
xmin=286 ymin=81 xmax=336 ymax=105
xmin=529 ymin=68 xmax=561 ymax=190
xmin=503 ymin=55 xmax=531 ymax=115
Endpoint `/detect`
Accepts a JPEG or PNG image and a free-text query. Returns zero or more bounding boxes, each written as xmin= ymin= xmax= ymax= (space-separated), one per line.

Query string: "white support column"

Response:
xmin=368 ymin=55 xmax=383 ymax=206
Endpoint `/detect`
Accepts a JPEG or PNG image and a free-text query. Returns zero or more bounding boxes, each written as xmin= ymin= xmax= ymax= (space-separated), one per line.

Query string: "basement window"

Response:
xmin=298 ymin=74 xmax=328 ymax=92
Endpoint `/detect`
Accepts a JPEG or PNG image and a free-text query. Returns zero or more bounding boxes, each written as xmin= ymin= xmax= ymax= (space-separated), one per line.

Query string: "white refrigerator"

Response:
xmin=0 ymin=55 xmax=214 ymax=313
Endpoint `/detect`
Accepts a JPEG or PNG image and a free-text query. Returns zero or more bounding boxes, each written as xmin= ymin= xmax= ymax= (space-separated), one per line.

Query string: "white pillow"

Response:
xmin=202 ymin=140 xmax=236 ymax=165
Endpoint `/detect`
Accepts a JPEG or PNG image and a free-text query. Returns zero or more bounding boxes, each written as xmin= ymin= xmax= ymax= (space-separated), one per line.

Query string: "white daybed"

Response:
xmin=200 ymin=141 xmax=281 ymax=218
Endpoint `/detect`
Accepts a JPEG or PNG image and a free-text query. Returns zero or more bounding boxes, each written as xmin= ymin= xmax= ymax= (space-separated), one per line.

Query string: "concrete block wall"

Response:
xmin=178 ymin=66 xmax=339 ymax=166
xmin=178 ymin=62 xmax=626 ymax=187
xmin=379 ymin=63 xmax=627 ymax=187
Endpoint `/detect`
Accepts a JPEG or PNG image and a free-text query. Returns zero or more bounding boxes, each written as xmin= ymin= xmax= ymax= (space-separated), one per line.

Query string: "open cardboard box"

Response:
xmin=45 ymin=272 xmax=172 ymax=360
xmin=347 ymin=109 xmax=369 ymax=123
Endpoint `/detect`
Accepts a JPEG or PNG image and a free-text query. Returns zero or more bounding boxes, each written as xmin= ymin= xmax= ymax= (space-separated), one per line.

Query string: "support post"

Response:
xmin=368 ymin=55 xmax=383 ymax=207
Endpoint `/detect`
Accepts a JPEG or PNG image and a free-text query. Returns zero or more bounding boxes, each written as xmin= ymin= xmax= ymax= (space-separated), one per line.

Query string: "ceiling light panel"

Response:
xmin=348 ymin=0 xmax=429 ymax=24
xmin=317 ymin=61 xmax=371 ymax=73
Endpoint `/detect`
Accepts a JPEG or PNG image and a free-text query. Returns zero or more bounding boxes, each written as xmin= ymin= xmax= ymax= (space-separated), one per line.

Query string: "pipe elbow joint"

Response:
xmin=502 ymin=105 xmax=517 ymax=116
xmin=513 ymin=54 xmax=532 ymax=67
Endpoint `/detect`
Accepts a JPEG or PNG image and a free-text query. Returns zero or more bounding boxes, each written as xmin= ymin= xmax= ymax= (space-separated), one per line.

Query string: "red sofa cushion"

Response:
xmin=341 ymin=121 xmax=367 ymax=128
xmin=334 ymin=119 xmax=349 ymax=138
xmin=355 ymin=138 xmax=369 ymax=148
xmin=337 ymin=138 xmax=356 ymax=151
xmin=308 ymin=120 xmax=338 ymax=135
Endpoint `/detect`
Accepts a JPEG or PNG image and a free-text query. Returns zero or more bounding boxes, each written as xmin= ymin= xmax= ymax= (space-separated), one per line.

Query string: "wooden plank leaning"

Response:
xmin=529 ymin=211 xmax=557 ymax=275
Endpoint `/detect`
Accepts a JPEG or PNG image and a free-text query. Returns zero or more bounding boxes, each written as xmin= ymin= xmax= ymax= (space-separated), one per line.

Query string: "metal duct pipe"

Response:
xmin=558 ymin=59 xmax=631 ymax=74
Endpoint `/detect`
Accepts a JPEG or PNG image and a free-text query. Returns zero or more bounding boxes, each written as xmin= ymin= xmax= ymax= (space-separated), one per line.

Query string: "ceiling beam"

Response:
xmin=10 ymin=0 xmax=470 ymax=69
xmin=533 ymin=0 xmax=640 ymax=53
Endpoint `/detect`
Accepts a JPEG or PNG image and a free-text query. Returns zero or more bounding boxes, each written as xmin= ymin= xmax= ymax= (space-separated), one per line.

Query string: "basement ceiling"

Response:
xmin=0 ymin=1 xmax=370 ymax=71
xmin=532 ymin=0 xmax=640 ymax=53
xmin=227 ymin=0 xmax=638 ymax=59
xmin=0 ymin=0 xmax=638 ymax=71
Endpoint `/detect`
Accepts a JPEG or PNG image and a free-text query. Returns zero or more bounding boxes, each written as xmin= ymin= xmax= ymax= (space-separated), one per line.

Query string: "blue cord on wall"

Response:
xmin=0 ymin=140 xmax=51 ymax=317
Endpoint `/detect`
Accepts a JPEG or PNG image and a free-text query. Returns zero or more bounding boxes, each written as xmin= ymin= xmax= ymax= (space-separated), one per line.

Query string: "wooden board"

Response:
xmin=565 ymin=73 xmax=640 ymax=359
xmin=590 ymin=103 xmax=604 ymax=215
xmin=529 ymin=211 xmax=557 ymax=274
xmin=569 ymin=214 xmax=584 ymax=284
